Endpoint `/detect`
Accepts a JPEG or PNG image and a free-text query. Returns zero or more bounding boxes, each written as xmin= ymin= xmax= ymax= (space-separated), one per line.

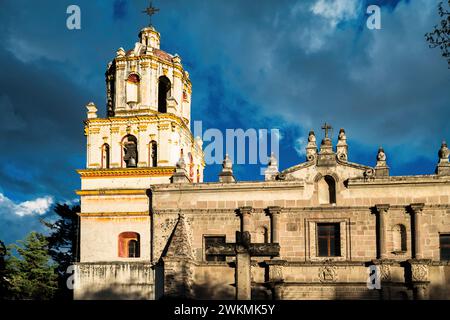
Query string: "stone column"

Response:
xmin=411 ymin=203 xmax=425 ymax=259
xmin=267 ymin=206 xmax=282 ymax=244
xmin=375 ymin=204 xmax=390 ymax=259
xmin=265 ymin=259 xmax=286 ymax=300
xmin=273 ymin=285 xmax=284 ymax=300
xmin=236 ymin=248 xmax=251 ymax=300
xmin=238 ymin=206 xmax=253 ymax=233
xmin=236 ymin=206 xmax=253 ymax=300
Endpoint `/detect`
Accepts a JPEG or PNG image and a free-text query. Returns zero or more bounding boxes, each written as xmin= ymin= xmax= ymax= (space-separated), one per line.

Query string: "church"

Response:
xmin=73 ymin=20 xmax=450 ymax=300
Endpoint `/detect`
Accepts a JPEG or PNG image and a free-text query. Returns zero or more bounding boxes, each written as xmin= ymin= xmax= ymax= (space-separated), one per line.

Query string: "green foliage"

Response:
xmin=0 ymin=240 xmax=8 ymax=299
xmin=5 ymin=232 xmax=58 ymax=300
xmin=425 ymin=1 xmax=450 ymax=68
xmin=0 ymin=203 xmax=79 ymax=300
xmin=41 ymin=203 xmax=80 ymax=300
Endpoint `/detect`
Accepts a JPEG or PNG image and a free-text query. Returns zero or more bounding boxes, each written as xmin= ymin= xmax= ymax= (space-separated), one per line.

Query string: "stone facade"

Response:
xmin=74 ymin=25 xmax=450 ymax=300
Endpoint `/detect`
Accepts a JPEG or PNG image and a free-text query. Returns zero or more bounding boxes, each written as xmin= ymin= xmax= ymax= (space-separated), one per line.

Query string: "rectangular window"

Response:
xmin=440 ymin=234 xmax=450 ymax=261
xmin=205 ymin=236 xmax=226 ymax=262
xmin=317 ymin=223 xmax=341 ymax=257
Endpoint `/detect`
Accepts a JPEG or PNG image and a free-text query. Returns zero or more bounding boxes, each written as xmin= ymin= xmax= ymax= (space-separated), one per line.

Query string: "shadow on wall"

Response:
xmin=429 ymin=282 xmax=450 ymax=299
xmin=78 ymin=284 xmax=154 ymax=300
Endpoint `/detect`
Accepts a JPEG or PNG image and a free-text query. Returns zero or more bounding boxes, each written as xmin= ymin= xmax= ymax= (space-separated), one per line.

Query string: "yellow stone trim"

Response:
xmin=76 ymin=189 xmax=148 ymax=196
xmin=138 ymin=125 xmax=148 ymax=131
xmin=173 ymin=70 xmax=183 ymax=79
xmin=77 ymin=166 xmax=176 ymax=178
xmin=79 ymin=211 xmax=149 ymax=217
xmin=90 ymin=128 xmax=100 ymax=134
xmin=88 ymin=163 xmax=100 ymax=167
xmin=158 ymin=124 xmax=170 ymax=130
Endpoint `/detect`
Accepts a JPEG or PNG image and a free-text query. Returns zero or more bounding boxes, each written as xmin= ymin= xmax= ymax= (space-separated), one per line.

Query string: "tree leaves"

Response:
xmin=425 ymin=1 xmax=450 ymax=68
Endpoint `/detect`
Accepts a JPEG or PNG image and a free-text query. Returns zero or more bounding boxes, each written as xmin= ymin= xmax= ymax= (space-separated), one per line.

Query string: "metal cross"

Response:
xmin=322 ymin=122 xmax=332 ymax=139
xmin=142 ymin=1 xmax=159 ymax=26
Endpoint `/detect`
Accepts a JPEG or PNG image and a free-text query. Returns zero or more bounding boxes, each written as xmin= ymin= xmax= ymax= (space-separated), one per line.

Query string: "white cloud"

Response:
xmin=310 ymin=0 xmax=359 ymax=27
xmin=0 ymin=193 xmax=54 ymax=217
xmin=294 ymin=137 xmax=307 ymax=157
xmin=295 ymin=0 xmax=361 ymax=52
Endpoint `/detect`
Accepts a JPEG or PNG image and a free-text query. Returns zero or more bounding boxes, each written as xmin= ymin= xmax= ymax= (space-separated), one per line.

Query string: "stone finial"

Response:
xmin=336 ymin=128 xmax=348 ymax=161
xmin=375 ymin=146 xmax=389 ymax=177
xmin=268 ymin=152 xmax=278 ymax=167
xmin=116 ymin=47 xmax=126 ymax=57
xmin=264 ymin=152 xmax=279 ymax=181
xmin=219 ymin=154 xmax=236 ymax=183
xmin=176 ymin=156 xmax=186 ymax=170
xmin=222 ymin=154 xmax=232 ymax=171
xmin=338 ymin=128 xmax=346 ymax=142
xmin=308 ymin=130 xmax=316 ymax=146
xmin=86 ymin=102 xmax=98 ymax=119
xmin=438 ymin=141 xmax=449 ymax=162
xmin=377 ymin=147 xmax=387 ymax=162
xmin=306 ymin=130 xmax=318 ymax=162
xmin=172 ymin=54 xmax=182 ymax=65
xmin=436 ymin=140 xmax=450 ymax=175
xmin=172 ymin=156 xmax=190 ymax=183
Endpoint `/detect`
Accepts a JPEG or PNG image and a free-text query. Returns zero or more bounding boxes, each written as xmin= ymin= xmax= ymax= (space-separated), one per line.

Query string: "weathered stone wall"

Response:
xmin=74 ymin=262 xmax=155 ymax=300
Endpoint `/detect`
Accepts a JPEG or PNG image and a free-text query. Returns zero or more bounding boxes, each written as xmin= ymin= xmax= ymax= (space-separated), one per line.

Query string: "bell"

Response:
xmin=128 ymin=157 xmax=136 ymax=167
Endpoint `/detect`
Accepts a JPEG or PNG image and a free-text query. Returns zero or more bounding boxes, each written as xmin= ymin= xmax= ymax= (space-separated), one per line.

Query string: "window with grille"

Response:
xmin=317 ymin=223 xmax=341 ymax=257
xmin=440 ymin=234 xmax=450 ymax=261
xmin=204 ymin=236 xmax=226 ymax=262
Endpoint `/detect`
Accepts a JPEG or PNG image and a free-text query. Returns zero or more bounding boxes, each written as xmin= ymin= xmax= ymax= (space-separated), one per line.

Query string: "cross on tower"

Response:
xmin=322 ymin=122 xmax=332 ymax=139
xmin=142 ymin=1 xmax=159 ymax=26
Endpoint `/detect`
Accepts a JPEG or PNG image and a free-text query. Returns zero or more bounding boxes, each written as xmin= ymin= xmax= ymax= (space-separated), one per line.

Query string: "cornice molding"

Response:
xmin=77 ymin=166 xmax=175 ymax=178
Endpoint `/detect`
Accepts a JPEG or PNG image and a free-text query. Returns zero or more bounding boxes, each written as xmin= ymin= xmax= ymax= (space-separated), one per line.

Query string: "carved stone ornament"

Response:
xmin=379 ymin=264 xmax=391 ymax=281
xmin=269 ymin=265 xmax=283 ymax=282
xmin=318 ymin=262 xmax=337 ymax=283
xmin=364 ymin=168 xmax=375 ymax=180
xmin=411 ymin=264 xmax=428 ymax=282
xmin=338 ymin=152 xmax=347 ymax=161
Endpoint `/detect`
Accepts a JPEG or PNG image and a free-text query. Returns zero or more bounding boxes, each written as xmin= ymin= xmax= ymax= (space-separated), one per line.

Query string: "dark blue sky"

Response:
xmin=0 ymin=0 xmax=449 ymax=244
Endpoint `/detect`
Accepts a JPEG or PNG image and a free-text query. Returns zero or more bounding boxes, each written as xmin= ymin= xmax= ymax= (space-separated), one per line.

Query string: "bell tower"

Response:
xmin=79 ymin=20 xmax=204 ymax=187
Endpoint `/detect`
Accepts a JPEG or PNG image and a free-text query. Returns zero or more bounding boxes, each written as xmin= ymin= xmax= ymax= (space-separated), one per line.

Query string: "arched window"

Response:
xmin=122 ymin=135 xmax=138 ymax=168
xmin=149 ymin=140 xmax=157 ymax=167
xmin=102 ymin=143 xmax=110 ymax=169
xmin=318 ymin=175 xmax=336 ymax=204
xmin=126 ymin=73 xmax=140 ymax=105
xmin=392 ymin=224 xmax=407 ymax=252
xmin=118 ymin=232 xmax=140 ymax=258
xmin=158 ymin=76 xmax=171 ymax=113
